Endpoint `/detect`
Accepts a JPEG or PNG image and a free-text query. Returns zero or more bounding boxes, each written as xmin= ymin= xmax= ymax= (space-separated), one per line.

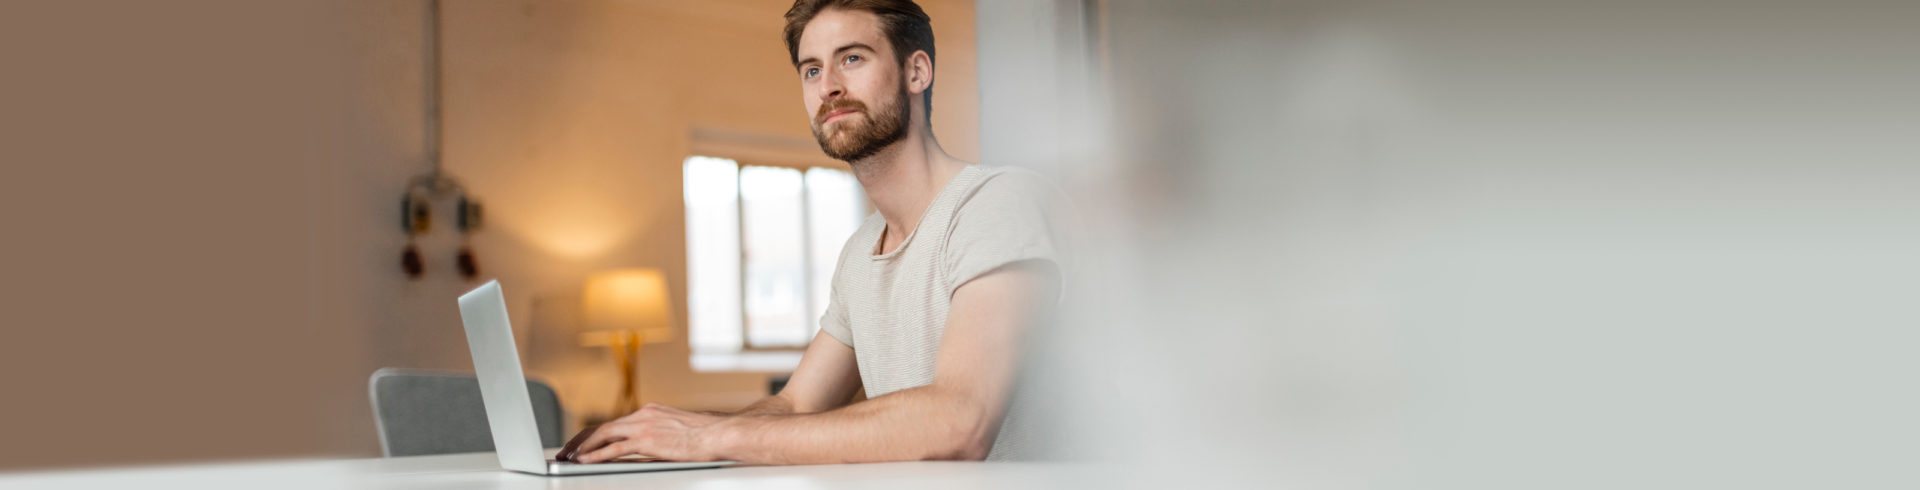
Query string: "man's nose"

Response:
xmin=822 ymin=70 xmax=845 ymax=100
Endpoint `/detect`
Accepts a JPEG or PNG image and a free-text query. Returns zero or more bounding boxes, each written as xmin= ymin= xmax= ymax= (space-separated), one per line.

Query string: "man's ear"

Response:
xmin=905 ymin=50 xmax=934 ymax=96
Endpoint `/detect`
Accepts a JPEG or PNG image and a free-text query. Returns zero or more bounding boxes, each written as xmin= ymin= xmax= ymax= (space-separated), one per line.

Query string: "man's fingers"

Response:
xmin=576 ymin=439 xmax=647 ymax=464
xmin=558 ymin=425 xmax=599 ymax=460
xmin=568 ymin=425 xmax=629 ymax=462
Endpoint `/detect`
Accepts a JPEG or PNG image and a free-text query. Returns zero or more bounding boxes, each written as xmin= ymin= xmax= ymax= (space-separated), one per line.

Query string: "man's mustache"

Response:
xmin=815 ymin=99 xmax=866 ymax=126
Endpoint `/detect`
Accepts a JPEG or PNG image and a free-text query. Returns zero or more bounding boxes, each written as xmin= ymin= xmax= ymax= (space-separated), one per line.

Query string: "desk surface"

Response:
xmin=0 ymin=449 xmax=1101 ymax=490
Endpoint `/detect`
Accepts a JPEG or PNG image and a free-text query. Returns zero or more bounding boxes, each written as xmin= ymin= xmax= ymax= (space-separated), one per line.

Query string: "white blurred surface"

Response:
xmin=980 ymin=0 xmax=1920 ymax=488
xmin=0 ymin=451 xmax=1098 ymax=490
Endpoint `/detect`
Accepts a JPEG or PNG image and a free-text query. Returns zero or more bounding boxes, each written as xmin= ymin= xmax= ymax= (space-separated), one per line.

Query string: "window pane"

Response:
xmin=684 ymin=156 xmax=741 ymax=353
xmin=805 ymin=167 xmax=866 ymax=337
xmin=740 ymin=166 xmax=809 ymax=348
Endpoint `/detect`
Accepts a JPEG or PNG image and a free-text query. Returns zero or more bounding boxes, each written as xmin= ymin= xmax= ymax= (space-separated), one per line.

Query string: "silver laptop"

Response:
xmin=457 ymin=280 xmax=737 ymax=476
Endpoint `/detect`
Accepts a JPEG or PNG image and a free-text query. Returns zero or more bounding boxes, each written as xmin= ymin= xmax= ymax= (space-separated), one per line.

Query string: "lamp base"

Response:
xmin=609 ymin=330 xmax=642 ymax=416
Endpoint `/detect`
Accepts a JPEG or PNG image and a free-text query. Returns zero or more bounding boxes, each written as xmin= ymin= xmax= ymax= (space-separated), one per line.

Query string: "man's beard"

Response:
xmin=811 ymin=85 xmax=911 ymax=163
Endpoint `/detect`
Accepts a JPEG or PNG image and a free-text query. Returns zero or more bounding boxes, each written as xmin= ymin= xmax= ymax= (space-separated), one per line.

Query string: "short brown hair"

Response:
xmin=784 ymin=0 xmax=937 ymax=122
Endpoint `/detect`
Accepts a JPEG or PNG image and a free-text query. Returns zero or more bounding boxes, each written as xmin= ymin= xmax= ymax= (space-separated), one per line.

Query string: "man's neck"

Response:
xmin=850 ymin=127 xmax=967 ymax=251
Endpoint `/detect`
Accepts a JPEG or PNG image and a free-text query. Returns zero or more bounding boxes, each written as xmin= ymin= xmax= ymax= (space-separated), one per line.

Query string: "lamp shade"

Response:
xmin=581 ymin=268 xmax=674 ymax=343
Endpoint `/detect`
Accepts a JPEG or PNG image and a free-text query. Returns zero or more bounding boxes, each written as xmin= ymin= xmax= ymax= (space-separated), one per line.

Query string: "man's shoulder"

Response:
xmin=972 ymin=164 xmax=1053 ymax=189
xmin=950 ymin=165 xmax=1070 ymax=222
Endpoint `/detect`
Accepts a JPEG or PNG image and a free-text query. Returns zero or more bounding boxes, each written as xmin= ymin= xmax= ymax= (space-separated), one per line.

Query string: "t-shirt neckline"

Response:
xmin=868 ymin=165 xmax=983 ymax=260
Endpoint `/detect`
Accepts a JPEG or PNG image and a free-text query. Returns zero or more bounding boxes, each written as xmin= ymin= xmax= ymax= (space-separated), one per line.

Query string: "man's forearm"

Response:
xmin=730 ymin=394 xmax=798 ymax=417
xmin=713 ymin=385 xmax=995 ymax=464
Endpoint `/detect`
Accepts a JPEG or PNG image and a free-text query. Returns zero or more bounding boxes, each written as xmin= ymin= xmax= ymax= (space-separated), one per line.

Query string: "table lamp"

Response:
xmin=581 ymin=268 xmax=675 ymax=416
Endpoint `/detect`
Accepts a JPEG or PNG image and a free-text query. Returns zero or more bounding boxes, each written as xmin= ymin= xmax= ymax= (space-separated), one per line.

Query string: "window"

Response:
xmin=685 ymin=156 xmax=866 ymax=355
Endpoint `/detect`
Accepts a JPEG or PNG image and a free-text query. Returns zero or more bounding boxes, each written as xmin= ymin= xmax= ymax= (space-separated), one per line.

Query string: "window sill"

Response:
xmin=690 ymin=351 xmax=805 ymax=373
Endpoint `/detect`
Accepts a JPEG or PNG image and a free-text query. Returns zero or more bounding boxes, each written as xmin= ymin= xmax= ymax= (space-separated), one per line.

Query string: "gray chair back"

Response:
xmin=368 ymin=368 xmax=565 ymax=457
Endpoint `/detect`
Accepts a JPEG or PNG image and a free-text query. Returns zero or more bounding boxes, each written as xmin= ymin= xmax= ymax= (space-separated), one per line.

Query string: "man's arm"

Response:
xmin=731 ymin=333 xmax=864 ymax=416
xmin=567 ymin=262 xmax=1058 ymax=464
xmin=557 ymin=326 xmax=862 ymax=461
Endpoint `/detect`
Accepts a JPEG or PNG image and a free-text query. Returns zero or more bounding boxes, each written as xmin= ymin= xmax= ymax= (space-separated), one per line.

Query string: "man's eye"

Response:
xmin=845 ymin=54 xmax=861 ymax=64
xmin=804 ymin=67 xmax=819 ymax=78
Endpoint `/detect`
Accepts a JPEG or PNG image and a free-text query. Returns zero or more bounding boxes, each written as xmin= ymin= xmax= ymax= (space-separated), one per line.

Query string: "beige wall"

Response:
xmin=0 ymin=0 xmax=975 ymax=470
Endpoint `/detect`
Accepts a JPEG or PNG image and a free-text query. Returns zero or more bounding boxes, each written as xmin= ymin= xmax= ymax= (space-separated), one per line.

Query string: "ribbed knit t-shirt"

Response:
xmin=816 ymin=164 xmax=1065 ymax=461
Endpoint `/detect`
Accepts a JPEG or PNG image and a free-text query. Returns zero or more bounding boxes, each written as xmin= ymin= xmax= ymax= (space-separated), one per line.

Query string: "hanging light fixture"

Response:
xmin=401 ymin=0 xmax=483 ymax=281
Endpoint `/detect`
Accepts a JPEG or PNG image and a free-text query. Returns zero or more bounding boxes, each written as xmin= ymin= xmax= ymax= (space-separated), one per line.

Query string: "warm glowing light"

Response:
xmin=581 ymin=268 xmax=675 ymax=343
xmin=506 ymin=192 xmax=642 ymax=260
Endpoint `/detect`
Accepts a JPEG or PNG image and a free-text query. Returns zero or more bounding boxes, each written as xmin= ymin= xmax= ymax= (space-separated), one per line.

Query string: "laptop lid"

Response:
xmin=456 ymin=280 xmax=548 ymax=474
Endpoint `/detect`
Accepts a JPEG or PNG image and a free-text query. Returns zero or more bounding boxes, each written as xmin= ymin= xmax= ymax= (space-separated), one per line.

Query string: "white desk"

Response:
xmin=0 ymin=449 xmax=1098 ymax=490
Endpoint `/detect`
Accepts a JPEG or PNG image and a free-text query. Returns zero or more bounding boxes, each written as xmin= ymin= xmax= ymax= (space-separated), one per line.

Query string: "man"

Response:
xmin=559 ymin=0 xmax=1065 ymax=464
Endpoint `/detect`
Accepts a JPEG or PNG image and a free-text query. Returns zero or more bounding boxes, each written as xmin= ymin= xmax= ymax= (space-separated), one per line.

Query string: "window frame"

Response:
xmin=685 ymin=152 xmax=866 ymax=355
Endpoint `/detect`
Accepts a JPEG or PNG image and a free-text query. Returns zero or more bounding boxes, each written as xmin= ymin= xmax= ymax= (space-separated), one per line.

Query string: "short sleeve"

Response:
xmin=816 ymin=220 xmax=870 ymax=347
xmin=816 ymin=254 xmax=855 ymax=347
xmin=942 ymin=171 xmax=1067 ymax=298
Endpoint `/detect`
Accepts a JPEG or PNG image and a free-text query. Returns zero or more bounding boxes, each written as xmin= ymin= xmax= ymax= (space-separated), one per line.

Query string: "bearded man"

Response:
xmin=562 ymin=0 xmax=1066 ymax=464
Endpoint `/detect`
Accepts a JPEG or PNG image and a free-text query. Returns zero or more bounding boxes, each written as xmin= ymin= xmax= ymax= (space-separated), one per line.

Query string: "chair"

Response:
xmin=368 ymin=368 xmax=566 ymax=457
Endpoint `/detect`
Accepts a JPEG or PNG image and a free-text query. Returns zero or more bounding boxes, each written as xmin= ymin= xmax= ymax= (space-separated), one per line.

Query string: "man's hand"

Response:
xmin=554 ymin=334 xmax=861 ymax=464
xmin=558 ymin=403 xmax=735 ymax=463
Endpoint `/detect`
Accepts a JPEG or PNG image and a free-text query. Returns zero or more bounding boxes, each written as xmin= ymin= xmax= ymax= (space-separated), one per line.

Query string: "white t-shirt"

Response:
xmin=817 ymin=164 xmax=1066 ymax=461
